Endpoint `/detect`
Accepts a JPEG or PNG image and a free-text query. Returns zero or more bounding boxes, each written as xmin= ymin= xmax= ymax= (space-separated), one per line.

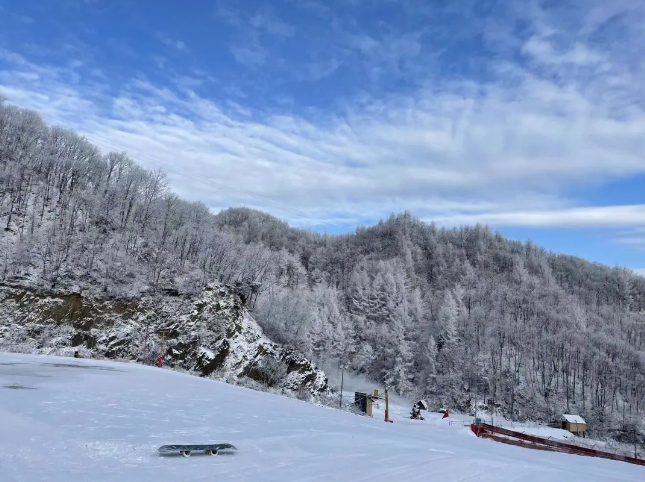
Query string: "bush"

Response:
xmin=255 ymin=357 xmax=288 ymax=387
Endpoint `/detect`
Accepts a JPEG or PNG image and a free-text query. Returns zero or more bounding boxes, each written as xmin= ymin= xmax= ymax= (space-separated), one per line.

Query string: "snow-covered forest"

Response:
xmin=1 ymin=100 xmax=644 ymax=441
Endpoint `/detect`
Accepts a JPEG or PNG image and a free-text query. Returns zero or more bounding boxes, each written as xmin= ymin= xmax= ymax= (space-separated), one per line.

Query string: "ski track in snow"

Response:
xmin=1 ymin=352 xmax=644 ymax=482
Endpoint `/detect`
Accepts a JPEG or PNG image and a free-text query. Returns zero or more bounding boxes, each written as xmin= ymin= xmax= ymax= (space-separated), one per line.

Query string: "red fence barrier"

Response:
xmin=471 ymin=423 xmax=645 ymax=467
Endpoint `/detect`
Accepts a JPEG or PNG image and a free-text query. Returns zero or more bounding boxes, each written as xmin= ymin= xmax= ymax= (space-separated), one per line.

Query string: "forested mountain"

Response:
xmin=1 ymin=100 xmax=644 ymax=441
xmin=222 ymin=208 xmax=645 ymax=441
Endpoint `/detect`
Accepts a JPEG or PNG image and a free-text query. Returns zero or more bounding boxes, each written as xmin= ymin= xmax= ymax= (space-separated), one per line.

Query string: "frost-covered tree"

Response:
xmin=437 ymin=290 xmax=459 ymax=347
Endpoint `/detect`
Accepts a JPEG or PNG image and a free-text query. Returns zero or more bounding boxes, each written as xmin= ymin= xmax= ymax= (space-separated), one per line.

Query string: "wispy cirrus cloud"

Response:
xmin=155 ymin=33 xmax=188 ymax=51
xmin=0 ymin=0 xmax=644 ymax=258
xmin=613 ymin=227 xmax=645 ymax=252
xmin=217 ymin=2 xmax=295 ymax=37
xmin=216 ymin=3 xmax=294 ymax=67
xmin=248 ymin=11 xmax=295 ymax=37
xmin=2 ymin=42 xmax=644 ymax=230
xmin=432 ymin=206 xmax=645 ymax=229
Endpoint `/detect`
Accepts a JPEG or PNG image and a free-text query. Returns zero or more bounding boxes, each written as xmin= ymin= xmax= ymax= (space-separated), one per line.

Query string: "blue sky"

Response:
xmin=0 ymin=0 xmax=644 ymax=274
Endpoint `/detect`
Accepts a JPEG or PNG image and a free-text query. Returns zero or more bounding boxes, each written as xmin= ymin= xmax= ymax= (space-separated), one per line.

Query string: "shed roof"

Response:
xmin=561 ymin=414 xmax=586 ymax=424
xmin=415 ymin=400 xmax=429 ymax=410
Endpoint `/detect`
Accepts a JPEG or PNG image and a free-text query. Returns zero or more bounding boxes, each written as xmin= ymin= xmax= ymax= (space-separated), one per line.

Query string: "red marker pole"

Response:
xmin=384 ymin=389 xmax=393 ymax=423
xmin=157 ymin=331 xmax=165 ymax=368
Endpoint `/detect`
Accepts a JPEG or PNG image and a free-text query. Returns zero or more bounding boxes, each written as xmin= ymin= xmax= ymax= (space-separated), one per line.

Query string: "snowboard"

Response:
xmin=158 ymin=443 xmax=237 ymax=457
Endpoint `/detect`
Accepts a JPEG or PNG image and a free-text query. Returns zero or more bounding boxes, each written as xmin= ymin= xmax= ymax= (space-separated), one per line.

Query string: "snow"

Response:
xmin=562 ymin=414 xmax=586 ymax=424
xmin=510 ymin=426 xmax=578 ymax=441
xmin=1 ymin=353 xmax=643 ymax=482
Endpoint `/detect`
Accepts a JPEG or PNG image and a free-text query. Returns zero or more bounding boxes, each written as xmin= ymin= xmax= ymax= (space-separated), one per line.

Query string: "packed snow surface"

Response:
xmin=1 ymin=353 xmax=643 ymax=482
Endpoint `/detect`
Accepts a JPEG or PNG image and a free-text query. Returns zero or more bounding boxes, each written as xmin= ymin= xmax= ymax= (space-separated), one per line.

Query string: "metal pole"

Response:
xmin=339 ymin=365 xmax=345 ymax=409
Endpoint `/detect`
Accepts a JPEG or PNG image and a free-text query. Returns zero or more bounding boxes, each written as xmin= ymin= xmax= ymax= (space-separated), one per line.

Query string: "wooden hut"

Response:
xmin=414 ymin=400 xmax=429 ymax=411
xmin=560 ymin=414 xmax=586 ymax=436
xmin=354 ymin=392 xmax=375 ymax=416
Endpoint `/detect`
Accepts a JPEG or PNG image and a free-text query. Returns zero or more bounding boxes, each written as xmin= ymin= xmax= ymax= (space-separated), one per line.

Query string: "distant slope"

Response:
xmin=0 ymin=352 xmax=643 ymax=482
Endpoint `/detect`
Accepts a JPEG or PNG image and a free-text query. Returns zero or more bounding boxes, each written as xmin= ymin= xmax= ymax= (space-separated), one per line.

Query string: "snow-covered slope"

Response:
xmin=1 ymin=353 xmax=643 ymax=482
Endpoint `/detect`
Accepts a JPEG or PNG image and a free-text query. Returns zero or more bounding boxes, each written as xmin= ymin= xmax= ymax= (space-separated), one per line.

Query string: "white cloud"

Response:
xmin=430 ymin=205 xmax=645 ymax=228
xmin=612 ymin=227 xmax=645 ymax=252
xmin=216 ymin=4 xmax=294 ymax=67
xmin=1 ymin=43 xmax=644 ymax=229
xmin=217 ymin=4 xmax=295 ymax=37
xmin=229 ymin=36 xmax=268 ymax=66
xmin=151 ymin=56 xmax=167 ymax=69
xmin=522 ymin=37 xmax=607 ymax=67
xmin=584 ymin=2 xmax=645 ymax=34
xmin=633 ymin=268 xmax=645 ymax=277
xmin=249 ymin=11 xmax=295 ymax=37
xmin=155 ymin=33 xmax=188 ymax=51
xmin=0 ymin=2 xmax=644 ymax=235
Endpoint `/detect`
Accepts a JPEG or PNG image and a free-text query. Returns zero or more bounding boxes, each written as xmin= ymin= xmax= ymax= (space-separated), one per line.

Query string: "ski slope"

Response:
xmin=1 ymin=353 xmax=643 ymax=482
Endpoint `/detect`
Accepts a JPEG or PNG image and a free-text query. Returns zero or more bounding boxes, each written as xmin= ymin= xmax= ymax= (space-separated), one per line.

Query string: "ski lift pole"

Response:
xmin=339 ymin=364 xmax=346 ymax=409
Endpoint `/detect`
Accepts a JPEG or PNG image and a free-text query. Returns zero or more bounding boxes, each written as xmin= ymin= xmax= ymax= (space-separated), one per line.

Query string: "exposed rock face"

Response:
xmin=0 ymin=283 xmax=328 ymax=394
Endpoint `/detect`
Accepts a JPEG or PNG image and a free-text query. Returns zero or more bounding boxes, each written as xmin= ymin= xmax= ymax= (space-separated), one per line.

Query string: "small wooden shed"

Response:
xmin=561 ymin=414 xmax=586 ymax=436
xmin=414 ymin=400 xmax=429 ymax=411
xmin=354 ymin=392 xmax=375 ymax=416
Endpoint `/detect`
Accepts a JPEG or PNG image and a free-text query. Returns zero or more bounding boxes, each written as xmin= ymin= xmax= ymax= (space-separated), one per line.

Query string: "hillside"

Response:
xmin=221 ymin=209 xmax=645 ymax=443
xmin=0 ymin=100 xmax=644 ymax=444
xmin=1 ymin=352 xmax=643 ymax=482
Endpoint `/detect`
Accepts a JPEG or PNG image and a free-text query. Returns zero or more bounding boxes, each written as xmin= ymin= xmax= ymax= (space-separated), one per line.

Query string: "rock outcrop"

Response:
xmin=0 ymin=283 xmax=328 ymax=394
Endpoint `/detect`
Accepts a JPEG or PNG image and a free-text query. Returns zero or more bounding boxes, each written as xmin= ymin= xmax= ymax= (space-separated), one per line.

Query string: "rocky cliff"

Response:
xmin=0 ymin=283 xmax=328 ymax=394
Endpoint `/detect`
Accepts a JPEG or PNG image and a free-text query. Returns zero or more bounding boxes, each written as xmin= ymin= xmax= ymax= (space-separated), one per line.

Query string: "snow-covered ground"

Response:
xmin=1 ymin=352 xmax=643 ymax=482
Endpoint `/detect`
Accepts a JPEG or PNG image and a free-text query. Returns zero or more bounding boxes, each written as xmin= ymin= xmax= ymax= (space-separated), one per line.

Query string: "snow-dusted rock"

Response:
xmin=0 ymin=283 xmax=328 ymax=394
